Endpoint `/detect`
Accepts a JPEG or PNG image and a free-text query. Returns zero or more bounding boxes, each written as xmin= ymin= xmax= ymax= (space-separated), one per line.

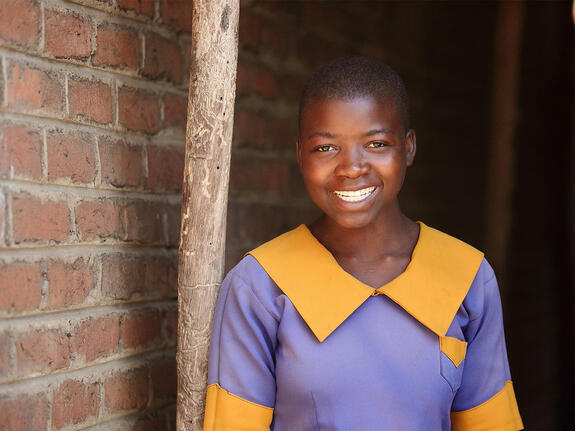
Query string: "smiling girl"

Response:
xmin=203 ymin=57 xmax=523 ymax=431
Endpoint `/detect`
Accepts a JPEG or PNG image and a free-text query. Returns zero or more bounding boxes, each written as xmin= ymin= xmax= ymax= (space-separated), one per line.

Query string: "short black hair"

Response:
xmin=298 ymin=56 xmax=410 ymax=134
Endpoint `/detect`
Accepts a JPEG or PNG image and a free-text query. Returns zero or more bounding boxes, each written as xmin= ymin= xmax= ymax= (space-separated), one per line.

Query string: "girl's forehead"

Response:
xmin=301 ymin=96 xmax=404 ymax=135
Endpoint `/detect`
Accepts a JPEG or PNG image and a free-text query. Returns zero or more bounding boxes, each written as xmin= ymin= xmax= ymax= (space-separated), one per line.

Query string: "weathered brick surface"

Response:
xmin=120 ymin=310 xmax=162 ymax=349
xmin=0 ymin=262 xmax=42 ymax=312
xmin=6 ymin=62 xmax=64 ymax=116
xmin=0 ymin=0 xmax=41 ymax=48
xmin=118 ymin=86 xmax=160 ymax=134
xmin=124 ymin=200 xmax=165 ymax=244
xmin=118 ymin=0 xmax=154 ymax=17
xmin=44 ymin=9 xmax=92 ymax=59
xmin=75 ymin=199 xmax=122 ymax=240
xmin=68 ymin=78 xmax=113 ymax=124
xmin=0 ymin=393 xmax=48 ymax=431
xmin=93 ymin=24 xmax=140 ymax=70
xmin=73 ymin=315 xmax=120 ymax=361
xmin=160 ymin=0 xmax=193 ymax=32
xmin=12 ymin=193 xmax=70 ymax=243
xmin=98 ymin=136 xmax=143 ymax=188
xmin=143 ymin=33 xmax=183 ymax=84
xmin=47 ymin=258 xmax=96 ymax=307
xmin=104 ymin=367 xmax=149 ymax=412
xmin=151 ymin=356 xmax=177 ymax=403
xmin=0 ymin=0 xmax=189 ymax=426
xmin=146 ymin=146 xmax=184 ymax=191
xmin=52 ymin=379 xmax=99 ymax=429
xmin=0 ymin=122 xmax=43 ymax=180
xmin=46 ymin=132 xmax=96 ymax=184
xmin=15 ymin=328 xmax=71 ymax=374
xmin=162 ymin=93 xmax=187 ymax=132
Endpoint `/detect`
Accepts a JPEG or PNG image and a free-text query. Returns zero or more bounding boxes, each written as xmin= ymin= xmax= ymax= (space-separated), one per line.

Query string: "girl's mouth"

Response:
xmin=333 ymin=186 xmax=377 ymax=202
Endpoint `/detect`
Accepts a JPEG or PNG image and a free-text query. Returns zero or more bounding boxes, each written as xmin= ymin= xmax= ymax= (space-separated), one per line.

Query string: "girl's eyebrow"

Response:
xmin=365 ymin=128 xmax=396 ymax=136
xmin=307 ymin=131 xmax=338 ymax=140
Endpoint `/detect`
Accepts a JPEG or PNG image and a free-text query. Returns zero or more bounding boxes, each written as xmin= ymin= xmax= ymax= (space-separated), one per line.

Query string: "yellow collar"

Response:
xmin=248 ymin=222 xmax=484 ymax=342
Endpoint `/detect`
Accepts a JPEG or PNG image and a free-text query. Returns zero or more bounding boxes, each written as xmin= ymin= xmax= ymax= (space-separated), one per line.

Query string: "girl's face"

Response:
xmin=297 ymin=96 xmax=416 ymax=230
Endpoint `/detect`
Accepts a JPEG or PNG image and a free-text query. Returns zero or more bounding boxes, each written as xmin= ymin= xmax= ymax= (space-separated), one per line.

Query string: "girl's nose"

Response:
xmin=334 ymin=146 xmax=369 ymax=178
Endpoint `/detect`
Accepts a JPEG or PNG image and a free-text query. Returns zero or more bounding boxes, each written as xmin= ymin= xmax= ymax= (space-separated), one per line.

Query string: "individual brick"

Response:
xmin=98 ymin=136 xmax=143 ymax=188
xmin=0 ymin=262 xmax=42 ymax=312
xmin=234 ymin=110 xmax=266 ymax=148
xmin=93 ymin=24 xmax=140 ymax=70
xmin=0 ymin=122 xmax=42 ymax=180
xmin=0 ymin=393 xmax=48 ymax=431
xmin=118 ymin=87 xmax=160 ymax=134
xmin=123 ymin=200 xmax=165 ymax=244
xmin=44 ymin=9 xmax=92 ymax=59
xmin=164 ymin=307 xmax=178 ymax=344
xmin=6 ymin=62 xmax=64 ymax=116
xmin=0 ymin=189 xmax=4 ymax=246
xmin=162 ymin=93 xmax=187 ymax=132
xmin=72 ymin=315 xmax=120 ymax=362
xmin=15 ymin=327 xmax=71 ymax=375
xmin=12 ymin=193 xmax=70 ymax=243
xmin=166 ymin=203 xmax=181 ymax=248
xmin=101 ymin=254 xmax=146 ymax=299
xmin=238 ymin=7 xmax=261 ymax=50
xmin=120 ymin=310 xmax=162 ymax=349
xmin=253 ymin=65 xmax=278 ymax=98
xmin=146 ymin=146 xmax=184 ymax=191
xmin=68 ymin=78 xmax=112 ymax=124
xmin=0 ymin=0 xmax=40 ymax=48
xmin=144 ymin=258 xmax=177 ymax=299
xmin=230 ymin=158 xmax=290 ymax=194
xmin=160 ymin=0 xmax=193 ymax=32
xmin=46 ymin=131 xmax=96 ymax=184
xmin=52 ymin=379 xmax=99 ymax=429
xmin=75 ymin=199 xmax=122 ymax=241
xmin=104 ymin=367 xmax=149 ymax=413
xmin=118 ymin=0 xmax=154 ymax=17
xmin=151 ymin=356 xmax=177 ymax=403
xmin=143 ymin=33 xmax=183 ymax=84
xmin=47 ymin=258 xmax=96 ymax=307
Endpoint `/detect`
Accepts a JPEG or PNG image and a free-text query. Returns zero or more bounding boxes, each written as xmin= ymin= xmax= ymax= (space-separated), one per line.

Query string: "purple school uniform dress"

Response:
xmin=203 ymin=222 xmax=523 ymax=430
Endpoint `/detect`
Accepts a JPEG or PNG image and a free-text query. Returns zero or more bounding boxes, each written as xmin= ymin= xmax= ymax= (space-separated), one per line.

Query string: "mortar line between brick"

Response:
xmin=0 ymin=348 xmax=176 ymax=395
xmin=0 ymin=243 xmax=178 ymax=258
xmin=0 ymin=110 xmax=186 ymax=147
xmin=0 ymin=299 xmax=177 ymax=329
xmin=0 ymin=47 xmax=188 ymax=95
xmin=39 ymin=0 xmax=45 ymax=53
xmin=78 ymin=403 xmax=177 ymax=431
xmin=44 ymin=0 xmax=183 ymax=41
xmin=40 ymin=128 xmax=48 ymax=181
xmin=0 ymin=177 xmax=183 ymax=200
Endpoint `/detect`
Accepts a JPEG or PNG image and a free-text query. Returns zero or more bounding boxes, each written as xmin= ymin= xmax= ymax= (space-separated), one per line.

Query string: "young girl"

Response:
xmin=203 ymin=57 xmax=523 ymax=430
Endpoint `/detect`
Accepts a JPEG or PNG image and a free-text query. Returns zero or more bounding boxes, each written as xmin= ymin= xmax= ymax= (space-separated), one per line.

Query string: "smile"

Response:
xmin=333 ymin=186 xmax=377 ymax=202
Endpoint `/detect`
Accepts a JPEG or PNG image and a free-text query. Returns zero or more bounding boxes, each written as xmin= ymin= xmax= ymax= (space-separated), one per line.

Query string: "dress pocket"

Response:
xmin=439 ymin=335 xmax=467 ymax=393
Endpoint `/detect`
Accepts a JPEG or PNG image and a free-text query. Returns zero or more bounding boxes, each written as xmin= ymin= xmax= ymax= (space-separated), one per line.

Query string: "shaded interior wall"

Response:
xmin=227 ymin=0 xmax=497 ymax=268
xmin=230 ymin=1 xmax=574 ymax=431
xmin=0 ymin=1 xmax=188 ymax=429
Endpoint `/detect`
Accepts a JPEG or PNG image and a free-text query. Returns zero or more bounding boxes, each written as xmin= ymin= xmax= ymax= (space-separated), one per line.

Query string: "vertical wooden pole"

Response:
xmin=176 ymin=1 xmax=239 ymax=430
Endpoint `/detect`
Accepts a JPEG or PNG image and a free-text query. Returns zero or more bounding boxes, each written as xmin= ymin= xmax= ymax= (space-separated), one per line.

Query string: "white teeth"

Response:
xmin=333 ymin=186 xmax=376 ymax=202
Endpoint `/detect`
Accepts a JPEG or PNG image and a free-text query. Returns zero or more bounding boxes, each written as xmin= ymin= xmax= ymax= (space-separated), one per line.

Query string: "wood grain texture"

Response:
xmin=176 ymin=1 xmax=239 ymax=429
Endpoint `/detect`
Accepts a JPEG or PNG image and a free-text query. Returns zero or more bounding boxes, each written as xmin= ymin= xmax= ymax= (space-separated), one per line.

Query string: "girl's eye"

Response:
xmin=315 ymin=144 xmax=336 ymax=152
xmin=367 ymin=141 xmax=388 ymax=148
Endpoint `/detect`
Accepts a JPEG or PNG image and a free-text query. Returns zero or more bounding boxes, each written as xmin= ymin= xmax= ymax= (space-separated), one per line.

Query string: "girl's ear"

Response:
xmin=405 ymin=129 xmax=416 ymax=167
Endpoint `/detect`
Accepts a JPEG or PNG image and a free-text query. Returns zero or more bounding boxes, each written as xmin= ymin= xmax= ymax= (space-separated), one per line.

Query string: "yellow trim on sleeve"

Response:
xmin=439 ymin=335 xmax=467 ymax=367
xmin=203 ymin=383 xmax=274 ymax=431
xmin=451 ymin=381 xmax=524 ymax=431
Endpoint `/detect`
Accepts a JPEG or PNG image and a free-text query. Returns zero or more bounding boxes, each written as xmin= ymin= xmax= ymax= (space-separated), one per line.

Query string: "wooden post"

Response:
xmin=176 ymin=1 xmax=239 ymax=430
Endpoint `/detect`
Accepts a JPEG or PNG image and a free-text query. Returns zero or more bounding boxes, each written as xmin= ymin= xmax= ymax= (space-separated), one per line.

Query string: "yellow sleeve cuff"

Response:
xmin=203 ymin=383 xmax=274 ymax=431
xmin=451 ymin=381 xmax=523 ymax=431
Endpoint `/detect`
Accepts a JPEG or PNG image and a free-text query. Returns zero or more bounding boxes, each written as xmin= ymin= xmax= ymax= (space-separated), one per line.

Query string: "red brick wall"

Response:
xmin=0 ymin=0 xmax=187 ymax=429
